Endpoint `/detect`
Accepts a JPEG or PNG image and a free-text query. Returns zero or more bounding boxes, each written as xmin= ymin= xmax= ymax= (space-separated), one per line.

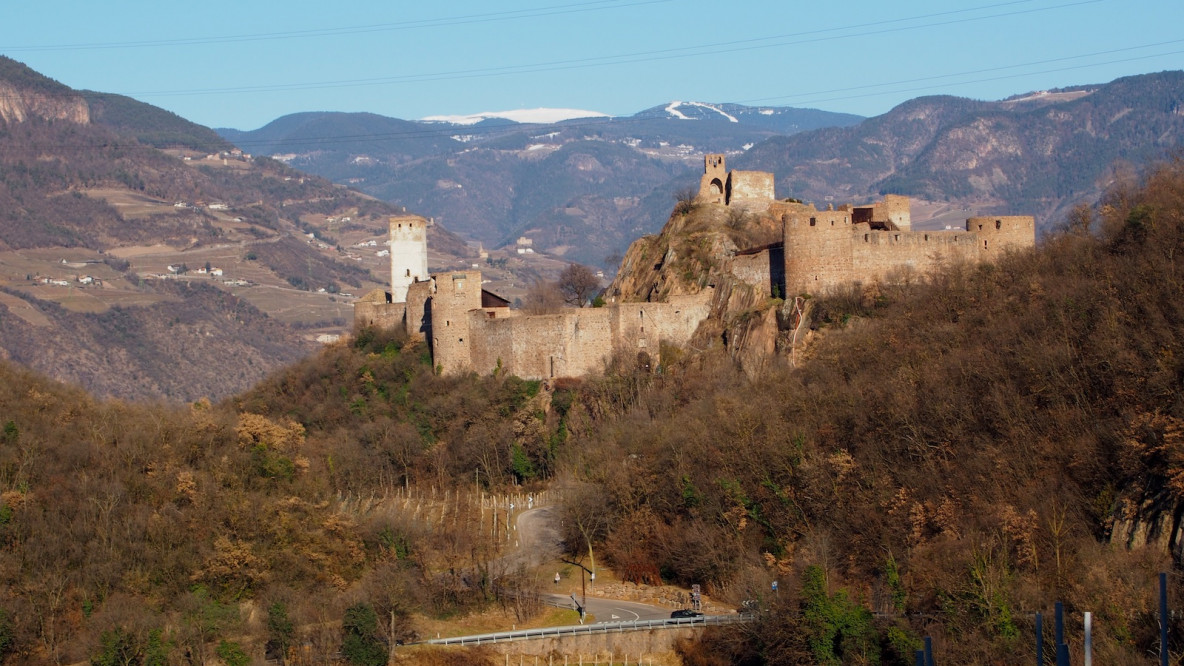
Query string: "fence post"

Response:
xmin=1054 ymin=601 xmax=1064 ymax=649
xmin=1056 ymin=642 xmax=1069 ymax=666
xmin=1083 ymin=611 xmax=1092 ymax=666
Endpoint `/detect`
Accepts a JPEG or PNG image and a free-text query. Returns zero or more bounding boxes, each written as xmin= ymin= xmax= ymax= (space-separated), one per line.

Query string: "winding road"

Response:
xmin=509 ymin=504 xmax=673 ymax=623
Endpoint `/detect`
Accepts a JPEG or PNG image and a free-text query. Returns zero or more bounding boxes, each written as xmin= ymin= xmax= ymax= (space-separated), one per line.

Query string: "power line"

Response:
xmin=10 ymin=44 xmax=1178 ymax=154
xmin=0 ymin=0 xmax=671 ymax=52
xmin=763 ymin=49 xmax=1184 ymax=108
xmin=121 ymin=0 xmax=1090 ymax=98
xmin=740 ymin=39 xmax=1184 ymax=105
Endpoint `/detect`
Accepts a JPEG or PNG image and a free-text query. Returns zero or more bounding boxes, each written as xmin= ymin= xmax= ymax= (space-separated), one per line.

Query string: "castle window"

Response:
xmin=978 ymin=224 xmax=983 ymax=231
xmin=406 ymin=269 xmax=411 ymax=277
xmin=894 ymin=234 xmax=900 ymax=241
xmin=996 ymin=219 xmax=1002 ymax=230
xmin=446 ymin=320 xmax=450 ymax=326
xmin=809 ymin=217 xmax=816 ymax=226
xmin=830 ymin=220 xmax=834 ymax=226
xmin=924 ymin=234 xmax=929 ymax=241
xmin=864 ymin=234 xmax=868 ymax=242
xmin=984 ymin=240 xmax=988 ymax=249
xmin=459 ymin=338 xmax=463 ymax=343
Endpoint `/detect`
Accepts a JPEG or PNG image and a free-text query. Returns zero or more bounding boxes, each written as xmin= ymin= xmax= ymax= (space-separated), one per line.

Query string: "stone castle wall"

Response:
xmin=781 ymin=207 xmax=1032 ymax=295
xmin=968 ymin=215 xmax=1036 ymax=261
xmin=731 ymin=245 xmax=785 ymax=298
xmin=353 ymin=291 xmax=405 ymax=330
xmin=430 ymin=271 xmax=484 ymax=374
xmin=355 ymin=156 xmax=1035 ymax=378
xmin=727 ymin=171 xmax=776 ymax=208
xmin=463 ymin=292 xmax=712 ymax=379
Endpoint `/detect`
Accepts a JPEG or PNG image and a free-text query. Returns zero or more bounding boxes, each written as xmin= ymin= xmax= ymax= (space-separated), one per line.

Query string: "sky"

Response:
xmin=1 ymin=0 xmax=1182 ymax=131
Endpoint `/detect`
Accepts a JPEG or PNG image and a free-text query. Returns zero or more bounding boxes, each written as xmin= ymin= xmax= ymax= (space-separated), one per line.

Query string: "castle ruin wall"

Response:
xmin=967 ymin=215 xmax=1036 ymax=260
xmin=725 ymin=170 xmax=775 ymax=208
xmin=353 ymin=293 xmax=406 ymax=331
xmin=731 ymin=245 xmax=785 ymax=297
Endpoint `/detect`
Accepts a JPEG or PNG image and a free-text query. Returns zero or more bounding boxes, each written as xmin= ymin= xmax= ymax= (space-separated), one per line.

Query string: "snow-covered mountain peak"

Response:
xmin=420 ymin=108 xmax=610 ymax=125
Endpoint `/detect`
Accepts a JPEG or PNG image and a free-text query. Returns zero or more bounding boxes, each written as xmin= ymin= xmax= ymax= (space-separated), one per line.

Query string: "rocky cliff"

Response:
xmin=0 ymin=81 xmax=89 ymax=124
xmin=605 ymin=201 xmax=795 ymax=374
xmin=0 ymin=57 xmax=89 ymax=125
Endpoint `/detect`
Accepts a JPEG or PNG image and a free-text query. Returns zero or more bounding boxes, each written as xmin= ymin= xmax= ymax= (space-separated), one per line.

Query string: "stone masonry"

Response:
xmin=355 ymin=156 xmax=1034 ymax=378
xmin=698 ymin=154 xmax=1035 ymax=296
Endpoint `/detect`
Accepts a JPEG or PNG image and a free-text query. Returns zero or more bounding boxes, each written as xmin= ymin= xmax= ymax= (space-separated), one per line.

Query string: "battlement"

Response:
xmin=781 ymin=195 xmax=1034 ymax=295
xmin=356 ymin=157 xmax=1036 ymax=378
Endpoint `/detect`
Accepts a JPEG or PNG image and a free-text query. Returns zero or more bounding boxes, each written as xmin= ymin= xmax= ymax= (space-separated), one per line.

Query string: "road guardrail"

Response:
xmin=418 ymin=614 xmax=749 ymax=647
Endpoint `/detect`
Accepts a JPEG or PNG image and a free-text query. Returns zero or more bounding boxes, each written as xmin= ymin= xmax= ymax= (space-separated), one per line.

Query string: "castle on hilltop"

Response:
xmin=355 ymin=156 xmax=1035 ymax=379
xmin=355 ymin=216 xmax=710 ymax=379
xmin=695 ymin=154 xmax=1035 ymax=296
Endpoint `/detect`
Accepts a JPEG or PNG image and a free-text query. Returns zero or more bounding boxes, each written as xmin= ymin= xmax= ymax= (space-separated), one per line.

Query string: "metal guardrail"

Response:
xmin=418 ymin=614 xmax=749 ymax=647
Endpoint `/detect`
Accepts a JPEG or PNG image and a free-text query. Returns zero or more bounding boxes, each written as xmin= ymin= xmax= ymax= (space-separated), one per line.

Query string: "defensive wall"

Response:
xmin=698 ymin=155 xmax=1035 ymax=296
xmin=355 ymin=156 xmax=1034 ymax=377
xmin=356 ymin=255 xmax=710 ymax=379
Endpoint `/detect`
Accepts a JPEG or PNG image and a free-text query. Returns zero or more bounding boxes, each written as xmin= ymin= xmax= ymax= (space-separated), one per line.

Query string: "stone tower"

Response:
xmin=389 ymin=215 xmax=429 ymax=303
xmin=698 ymin=154 xmax=727 ymax=204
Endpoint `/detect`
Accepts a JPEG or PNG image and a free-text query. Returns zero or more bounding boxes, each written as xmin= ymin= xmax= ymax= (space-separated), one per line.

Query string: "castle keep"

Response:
xmin=356 ymin=155 xmax=1034 ymax=379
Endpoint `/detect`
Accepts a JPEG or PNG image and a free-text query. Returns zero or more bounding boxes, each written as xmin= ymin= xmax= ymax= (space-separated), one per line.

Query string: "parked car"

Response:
xmin=670 ymin=609 xmax=703 ymax=618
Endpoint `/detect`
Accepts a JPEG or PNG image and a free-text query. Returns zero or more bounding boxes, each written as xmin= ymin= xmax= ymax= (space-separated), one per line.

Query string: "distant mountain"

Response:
xmin=0 ymin=56 xmax=473 ymax=400
xmin=736 ymin=71 xmax=1184 ymax=226
xmin=220 ymin=73 xmax=1184 ymax=265
xmin=218 ymin=102 xmax=865 ymax=266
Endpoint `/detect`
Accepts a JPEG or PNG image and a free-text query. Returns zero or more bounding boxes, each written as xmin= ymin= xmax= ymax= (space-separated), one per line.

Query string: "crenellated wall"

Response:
xmin=782 ymin=203 xmax=1034 ymax=295
xmin=358 ymin=155 xmax=1035 ymax=377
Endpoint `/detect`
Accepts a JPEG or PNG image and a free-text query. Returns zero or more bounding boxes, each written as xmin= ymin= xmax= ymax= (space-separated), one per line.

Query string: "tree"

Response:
xmin=341 ymin=603 xmax=386 ymax=666
xmin=520 ymin=279 xmax=564 ymax=314
xmin=265 ymin=602 xmax=294 ymax=665
xmin=557 ymin=263 xmax=601 ymax=307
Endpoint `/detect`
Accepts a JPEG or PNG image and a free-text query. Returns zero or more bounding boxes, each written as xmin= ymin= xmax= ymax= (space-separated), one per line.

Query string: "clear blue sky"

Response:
xmin=2 ymin=0 xmax=1182 ymax=130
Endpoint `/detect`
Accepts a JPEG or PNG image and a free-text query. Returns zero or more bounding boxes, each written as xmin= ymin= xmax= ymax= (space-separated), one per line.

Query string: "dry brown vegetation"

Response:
xmin=562 ymin=159 xmax=1184 ymax=664
xmin=4 ymin=161 xmax=1184 ymax=664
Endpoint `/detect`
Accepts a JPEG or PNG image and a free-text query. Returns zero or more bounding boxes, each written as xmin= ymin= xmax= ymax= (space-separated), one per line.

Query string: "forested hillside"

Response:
xmin=4 ymin=161 xmax=1184 ymax=664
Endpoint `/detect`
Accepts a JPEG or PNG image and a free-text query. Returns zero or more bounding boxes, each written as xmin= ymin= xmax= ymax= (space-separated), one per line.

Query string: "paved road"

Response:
xmin=544 ymin=593 xmax=673 ymax=623
xmin=510 ymin=504 xmax=672 ymax=624
xmin=513 ymin=505 xmax=562 ymax=567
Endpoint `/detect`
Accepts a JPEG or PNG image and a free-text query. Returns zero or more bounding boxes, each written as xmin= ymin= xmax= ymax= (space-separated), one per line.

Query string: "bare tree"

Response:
xmin=557 ymin=263 xmax=601 ymax=307
xmin=520 ymin=279 xmax=565 ymax=314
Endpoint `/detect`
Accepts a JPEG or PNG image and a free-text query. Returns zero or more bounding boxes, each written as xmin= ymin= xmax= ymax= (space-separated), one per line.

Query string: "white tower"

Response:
xmin=389 ymin=215 xmax=428 ymax=303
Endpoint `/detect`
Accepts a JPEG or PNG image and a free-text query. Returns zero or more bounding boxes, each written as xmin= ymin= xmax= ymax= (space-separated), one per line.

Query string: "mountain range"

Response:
xmin=218 ymin=103 xmax=864 ymax=267
xmin=1 ymin=53 xmax=1183 ymax=400
xmin=221 ymin=71 xmax=1184 ymax=267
